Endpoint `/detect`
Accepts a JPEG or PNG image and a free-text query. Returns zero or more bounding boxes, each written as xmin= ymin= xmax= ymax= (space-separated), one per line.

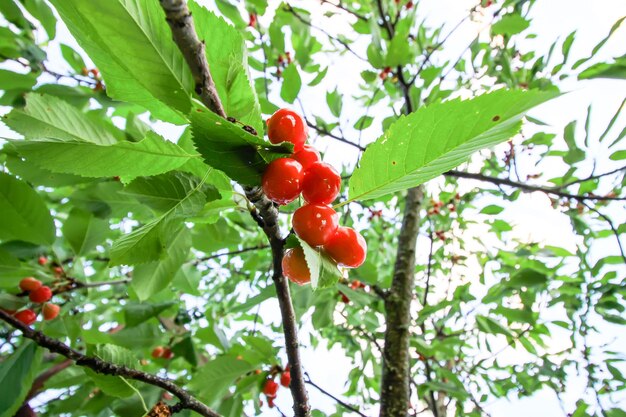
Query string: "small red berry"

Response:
xmin=29 ymin=286 xmax=53 ymax=303
xmin=292 ymin=204 xmax=339 ymax=247
xmin=340 ymin=292 xmax=350 ymax=303
xmin=262 ymin=158 xmax=304 ymax=205
xmin=267 ymin=109 xmax=308 ymax=151
xmin=324 ymin=227 xmax=367 ymax=268
xmin=37 ymin=256 xmax=47 ymax=266
xmin=162 ymin=348 xmax=174 ymax=360
xmin=42 ymin=303 xmax=60 ymax=320
xmin=19 ymin=277 xmax=42 ymax=292
xmin=406 ymin=0 xmax=414 ymax=8
xmin=151 ymin=346 xmax=165 ymax=359
xmin=301 ymin=162 xmax=341 ymax=205
xmin=282 ymin=247 xmax=311 ymax=285
xmin=248 ymin=13 xmax=257 ymax=27
xmin=280 ymin=371 xmax=291 ymax=387
xmin=291 ymin=144 xmax=321 ymax=170
xmin=263 ymin=379 xmax=279 ymax=397
xmin=15 ymin=309 xmax=37 ymax=325
xmin=53 ymin=266 xmax=64 ymax=276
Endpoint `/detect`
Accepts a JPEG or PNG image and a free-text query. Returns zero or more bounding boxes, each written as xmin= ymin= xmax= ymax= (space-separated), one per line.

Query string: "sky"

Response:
xmin=1 ymin=0 xmax=625 ymax=416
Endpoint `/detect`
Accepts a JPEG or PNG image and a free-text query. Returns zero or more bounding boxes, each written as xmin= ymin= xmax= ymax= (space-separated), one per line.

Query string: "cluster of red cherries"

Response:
xmin=261 ymin=365 xmax=291 ymax=408
xmin=4 ymin=274 xmax=60 ymax=325
xmin=262 ymin=109 xmax=367 ymax=284
xmin=151 ymin=345 xmax=174 ymax=360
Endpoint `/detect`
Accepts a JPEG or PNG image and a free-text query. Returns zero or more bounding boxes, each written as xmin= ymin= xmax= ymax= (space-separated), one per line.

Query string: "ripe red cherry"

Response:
xmin=302 ymin=162 xmax=341 ymax=205
xmin=280 ymin=371 xmax=291 ymax=387
xmin=151 ymin=346 xmax=165 ymax=359
xmin=37 ymin=256 xmax=47 ymax=266
xmin=267 ymin=109 xmax=308 ymax=151
xmin=282 ymin=247 xmax=311 ymax=285
xmin=324 ymin=227 xmax=367 ymax=268
xmin=162 ymin=348 xmax=174 ymax=360
xmin=262 ymin=158 xmax=304 ymax=205
xmin=19 ymin=277 xmax=42 ymax=292
xmin=291 ymin=144 xmax=320 ymax=170
xmin=15 ymin=309 xmax=37 ymax=325
xmin=43 ymin=303 xmax=60 ymax=320
xmin=29 ymin=285 xmax=53 ymax=303
xmin=263 ymin=379 xmax=279 ymax=397
xmin=292 ymin=204 xmax=339 ymax=247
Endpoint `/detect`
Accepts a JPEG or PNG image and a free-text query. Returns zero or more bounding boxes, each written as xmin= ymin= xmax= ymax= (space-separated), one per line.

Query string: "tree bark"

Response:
xmin=379 ymin=186 xmax=424 ymax=417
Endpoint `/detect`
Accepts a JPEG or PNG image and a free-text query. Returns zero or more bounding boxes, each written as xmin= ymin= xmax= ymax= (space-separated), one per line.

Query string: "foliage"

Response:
xmin=0 ymin=0 xmax=625 ymax=416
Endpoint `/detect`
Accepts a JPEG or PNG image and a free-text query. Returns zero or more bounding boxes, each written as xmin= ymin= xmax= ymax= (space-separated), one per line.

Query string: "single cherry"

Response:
xmin=29 ymin=286 xmax=53 ymax=303
xmin=15 ymin=309 xmax=37 ymax=325
xmin=263 ymin=379 xmax=279 ymax=397
xmin=262 ymin=158 xmax=304 ymax=205
xmin=292 ymin=204 xmax=339 ymax=247
xmin=302 ymin=162 xmax=341 ymax=205
xmin=267 ymin=109 xmax=308 ymax=151
xmin=162 ymin=348 xmax=174 ymax=360
xmin=19 ymin=277 xmax=42 ymax=292
xmin=324 ymin=227 xmax=367 ymax=268
xmin=280 ymin=371 xmax=291 ymax=387
xmin=282 ymin=247 xmax=311 ymax=285
xmin=151 ymin=346 xmax=165 ymax=359
xmin=37 ymin=256 xmax=47 ymax=266
xmin=42 ymin=303 xmax=60 ymax=320
xmin=291 ymin=144 xmax=320 ymax=170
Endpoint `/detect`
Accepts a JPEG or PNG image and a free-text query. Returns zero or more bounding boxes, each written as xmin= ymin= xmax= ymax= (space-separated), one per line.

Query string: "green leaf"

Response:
xmin=189 ymin=2 xmax=263 ymax=135
xmin=49 ymin=0 xmax=193 ymax=123
xmin=20 ymin=0 xmax=57 ymax=39
xmin=124 ymin=301 xmax=176 ymax=327
xmin=491 ymin=14 xmax=530 ymax=36
xmin=573 ymin=16 xmax=626 ymax=70
xmin=296 ymin=236 xmax=342 ymax=290
xmin=131 ymin=226 xmax=191 ymax=300
xmin=109 ymin=173 xmax=215 ymax=266
xmin=190 ymin=102 xmax=291 ymax=185
xmin=609 ymin=150 xmax=626 ymax=161
xmin=480 ymin=205 xmax=504 ymax=215
xmin=475 ymin=315 xmax=512 ymax=336
xmin=62 ymin=208 xmax=110 ymax=256
xmin=0 ymin=342 xmax=42 ymax=417
xmin=190 ymin=355 xmax=255 ymax=406
xmin=0 ymin=172 xmax=55 ymax=246
xmin=326 ymin=88 xmax=342 ymax=118
xmin=579 ymin=56 xmax=626 ymax=81
xmin=309 ymin=66 xmax=328 ymax=87
xmin=508 ymin=268 xmax=548 ymax=288
xmin=60 ymin=44 xmax=86 ymax=73
xmin=0 ymin=69 xmax=37 ymax=90
xmin=13 ymin=132 xmax=195 ymax=181
xmin=349 ymin=89 xmax=558 ymax=201
xmin=84 ymin=344 xmax=138 ymax=398
xmin=280 ymin=64 xmax=301 ymax=104
xmin=4 ymin=93 xmax=119 ymax=145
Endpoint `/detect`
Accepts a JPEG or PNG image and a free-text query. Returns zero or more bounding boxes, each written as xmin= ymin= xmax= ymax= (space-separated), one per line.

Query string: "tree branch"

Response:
xmin=158 ymin=1 xmax=311 ymax=415
xmin=319 ymin=0 xmax=368 ymax=22
xmin=306 ymin=120 xmax=366 ymax=151
xmin=159 ymin=0 xmax=226 ymax=117
xmin=304 ymin=373 xmax=369 ymax=417
xmin=0 ymin=310 xmax=222 ymax=417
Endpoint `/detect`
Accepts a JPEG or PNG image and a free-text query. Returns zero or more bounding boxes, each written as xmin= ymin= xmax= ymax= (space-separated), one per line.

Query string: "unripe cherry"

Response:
xmin=292 ymin=204 xmax=339 ymax=247
xmin=15 ymin=309 xmax=37 ymax=325
xmin=291 ymin=144 xmax=320 ymax=170
xmin=262 ymin=158 xmax=304 ymax=205
xmin=42 ymin=303 xmax=60 ymax=320
xmin=29 ymin=285 xmax=53 ymax=303
xmin=324 ymin=227 xmax=367 ymax=268
xmin=19 ymin=277 xmax=42 ymax=292
xmin=302 ymin=162 xmax=341 ymax=205
xmin=263 ymin=379 xmax=279 ymax=397
xmin=267 ymin=109 xmax=308 ymax=151
xmin=282 ymin=247 xmax=311 ymax=285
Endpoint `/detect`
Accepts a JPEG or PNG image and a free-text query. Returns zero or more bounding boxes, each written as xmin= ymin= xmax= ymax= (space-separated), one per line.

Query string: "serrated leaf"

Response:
xmin=13 ymin=132 xmax=195 ymax=181
xmin=190 ymin=102 xmax=291 ymax=185
xmin=189 ymin=2 xmax=263 ymax=134
xmin=49 ymin=0 xmax=193 ymax=124
xmin=62 ymin=208 xmax=110 ymax=256
xmin=349 ymin=89 xmax=558 ymax=201
xmin=132 ymin=226 xmax=191 ymax=300
xmin=296 ymin=236 xmax=342 ymax=290
xmin=4 ymin=93 xmax=119 ymax=145
xmin=0 ymin=172 xmax=55 ymax=246
xmin=85 ymin=344 xmax=138 ymax=398
xmin=189 ymin=356 xmax=255 ymax=406
xmin=0 ymin=341 xmax=42 ymax=417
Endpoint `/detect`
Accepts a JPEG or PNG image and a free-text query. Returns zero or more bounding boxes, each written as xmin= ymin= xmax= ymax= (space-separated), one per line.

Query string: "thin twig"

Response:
xmin=304 ymin=373 xmax=369 ymax=417
xmin=581 ymin=202 xmax=626 ymax=265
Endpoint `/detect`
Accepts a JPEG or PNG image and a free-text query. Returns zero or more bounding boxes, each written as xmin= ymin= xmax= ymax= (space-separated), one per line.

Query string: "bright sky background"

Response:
xmin=1 ymin=0 xmax=625 ymax=416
